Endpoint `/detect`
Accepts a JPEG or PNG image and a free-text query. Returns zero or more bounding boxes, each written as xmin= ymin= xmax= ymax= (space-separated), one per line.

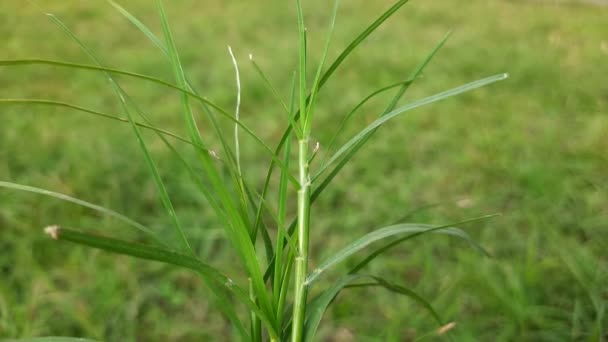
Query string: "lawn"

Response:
xmin=1 ymin=0 xmax=606 ymax=341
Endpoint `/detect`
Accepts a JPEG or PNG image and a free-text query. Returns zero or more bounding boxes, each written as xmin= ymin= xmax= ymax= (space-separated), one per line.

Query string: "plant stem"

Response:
xmin=292 ymin=138 xmax=311 ymax=341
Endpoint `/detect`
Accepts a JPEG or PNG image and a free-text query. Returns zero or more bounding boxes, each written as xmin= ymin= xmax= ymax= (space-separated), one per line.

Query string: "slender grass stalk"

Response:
xmin=291 ymin=0 xmax=312 ymax=340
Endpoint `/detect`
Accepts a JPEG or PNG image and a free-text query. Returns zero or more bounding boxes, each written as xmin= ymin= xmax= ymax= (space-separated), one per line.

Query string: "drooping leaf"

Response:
xmin=0 ymin=181 xmax=157 ymax=240
xmin=303 ymin=274 xmax=443 ymax=342
xmin=349 ymin=214 xmax=497 ymax=274
xmin=44 ymin=226 xmax=273 ymax=339
xmin=306 ymin=215 xmax=496 ymax=286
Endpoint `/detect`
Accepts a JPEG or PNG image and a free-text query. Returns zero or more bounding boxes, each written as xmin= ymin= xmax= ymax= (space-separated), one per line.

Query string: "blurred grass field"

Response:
xmin=1 ymin=0 xmax=607 ymax=341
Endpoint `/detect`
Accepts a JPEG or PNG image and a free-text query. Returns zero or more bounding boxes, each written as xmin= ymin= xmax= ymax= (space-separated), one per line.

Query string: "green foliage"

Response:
xmin=2 ymin=0 xmax=605 ymax=341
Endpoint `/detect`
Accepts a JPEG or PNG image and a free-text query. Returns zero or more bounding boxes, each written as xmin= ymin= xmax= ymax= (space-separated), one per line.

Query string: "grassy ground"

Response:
xmin=1 ymin=0 xmax=607 ymax=341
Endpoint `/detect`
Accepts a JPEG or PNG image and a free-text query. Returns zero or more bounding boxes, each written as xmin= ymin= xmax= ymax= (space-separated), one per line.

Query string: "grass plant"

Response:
xmin=1 ymin=1 xmax=523 ymax=340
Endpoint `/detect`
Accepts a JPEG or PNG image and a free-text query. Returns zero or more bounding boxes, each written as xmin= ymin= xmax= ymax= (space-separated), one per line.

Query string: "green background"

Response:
xmin=1 ymin=1 xmax=606 ymax=341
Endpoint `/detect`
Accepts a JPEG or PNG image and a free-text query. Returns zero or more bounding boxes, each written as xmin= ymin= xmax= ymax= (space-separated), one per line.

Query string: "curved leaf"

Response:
xmin=349 ymin=214 xmax=496 ymax=274
xmin=303 ymin=274 xmax=443 ymax=342
xmin=316 ymin=73 xmax=509 ymax=178
xmin=306 ymin=215 xmax=496 ymax=286
xmin=45 ymin=226 xmax=276 ymax=339
xmin=0 ymin=98 xmax=197 ymax=147
xmin=0 ymin=181 xmax=157 ymax=240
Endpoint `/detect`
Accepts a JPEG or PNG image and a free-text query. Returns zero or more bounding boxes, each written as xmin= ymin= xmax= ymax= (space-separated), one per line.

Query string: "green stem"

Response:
xmin=248 ymin=278 xmax=262 ymax=342
xmin=292 ymin=138 xmax=311 ymax=341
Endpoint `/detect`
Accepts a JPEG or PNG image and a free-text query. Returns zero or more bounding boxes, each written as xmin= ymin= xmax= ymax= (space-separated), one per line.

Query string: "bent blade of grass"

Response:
xmin=0 ymin=180 xmax=159 ymax=241
xmin=0 ymin=59 xmax=299 ymax=188
xmin=303 ymin=274 xmax=359 ymax=342
xmin=44 ymin=226 xmax=273 ymax=339
xmin=303 ymin=274 xmax=442 ymax=342
xmin=317 ymin=73 xmax=509 ymax=178
xmin=349 ymin=214 xmax=497 ymax=274
xmin=0 ymin=98 xmax=200 ymax=147
xmin=305 ymin=215 xmax=496 ymax=286
xmin=346 ymin=275 xmax=444 ymax=326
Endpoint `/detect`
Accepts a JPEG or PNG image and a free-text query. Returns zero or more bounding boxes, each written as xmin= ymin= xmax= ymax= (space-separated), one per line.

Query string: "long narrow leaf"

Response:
xmin=0 ymin=181 xmax=157 ymax=240
xmin=249 ymin=57 xmax=302 ymax=138
xmin=303 ymin=0 xmax=340 ymax=134
xmin=303 ymin=273 xmax=442 ymax=342
xmin=322 ymin=79 xmax=414 ymax=163
xmin=0 ymin=98 xmax=199 ymax=147
xmin=319 ymin=0 xmax=410 ymax=87
xmin=305 ymin=215 xmax=496 ymax=286
xmin=303 ymin=275 xmax=359 ymax=342
xmin=47 ymin=14 xmax=193 ymax=253
xmin=43 ymin=226 xmax=275 ymax=338
xmin=313 ymin=31 xmax=451 ymax=199
xmin=317 ymin=73 xmax=508 ymax=178
xmin=156 ymin=1 xmax=276 ymax=331
xmin=349 ymin=214 xmax=496 ymax=274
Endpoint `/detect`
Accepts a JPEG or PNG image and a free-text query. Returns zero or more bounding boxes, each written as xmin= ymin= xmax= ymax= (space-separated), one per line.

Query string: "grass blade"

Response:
xmin=303 ymin=274 xmax=360 ymax=342
xmin=274 ymin=130 xmax=293 ymax=316
xmin=318 ymin=0 xmax=410 ymax=87
xmin=47 ymin=13 xmax=193 ymax=253
xmin=156 ymin=1 xmax=276 ymax=332
xmin=303 ymin=273 xmax=442 ymax=342
xmin=303 ymin=0 xmax=340 ymax=134
xmin=305 ymin=215 xmax=497 ymax=286
xmin=43 ymin=226 xmax=274 ymax=338
xmin=345 ymin=275 xmax=444 ymax=326
xmin=0 ymin=59 xmax=298 ymax=186
xmin=312 ymin=31 xmax=451 ymax=196
xmin=0 ymin=181 xmax=157 ymax=240
xmin=155 ymin=0 xmax=203 ymax=147
xmin=322 ymin=79 xmax=414 ymax=160
xmin=249 ymin=57 xmax=302 ymax=138
xmin=0 ymin=98 xmax=200 ymax=147
xmin=348 ymin=214 xmax=497 ymax=274
xmin=107 ymin=0 xmax=165 ymax=52
xmin=317 ymin=73 xmax=509 ymax=178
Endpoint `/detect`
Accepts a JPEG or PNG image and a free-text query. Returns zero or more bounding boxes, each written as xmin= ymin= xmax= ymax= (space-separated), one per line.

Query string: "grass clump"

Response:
xmin=0 ymin=1 xmax=508 ymax=340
